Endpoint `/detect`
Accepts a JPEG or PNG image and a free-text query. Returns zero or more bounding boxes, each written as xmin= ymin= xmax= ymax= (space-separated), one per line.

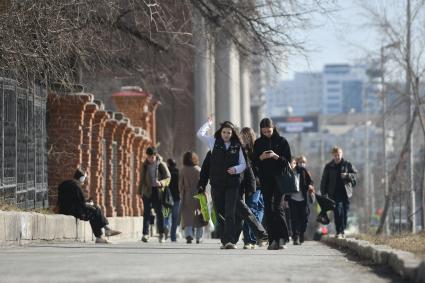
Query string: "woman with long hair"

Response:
xmin=253 ymin=118 xmax=291 ymax=250
xmin=197 ymin=117 xmax=246 ymax=249
xmin=239 ymin=127 xmax=267 ymax=249
xmin=179 ymin=151 xmax=205 ymax=244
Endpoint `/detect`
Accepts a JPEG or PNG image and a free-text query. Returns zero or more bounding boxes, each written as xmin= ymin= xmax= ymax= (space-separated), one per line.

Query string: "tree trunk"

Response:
xmin=376 ymin=107 xmax=418 ymax=234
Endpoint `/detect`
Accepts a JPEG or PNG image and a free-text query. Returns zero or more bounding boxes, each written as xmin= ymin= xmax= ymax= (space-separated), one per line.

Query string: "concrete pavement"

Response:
xmin=0 ymin=239 xmax=407 ymax=283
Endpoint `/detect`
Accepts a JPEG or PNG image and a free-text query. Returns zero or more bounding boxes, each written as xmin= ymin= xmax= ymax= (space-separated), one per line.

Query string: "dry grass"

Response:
xmin=355 ymin=232 xmax=425 ymax=259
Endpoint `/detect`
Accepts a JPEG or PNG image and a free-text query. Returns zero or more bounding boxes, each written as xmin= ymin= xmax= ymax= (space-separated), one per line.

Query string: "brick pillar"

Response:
xmin=114 ymin=115 xmax=128 ymax=216
xmin=90 ymin=108 xmax=110 ymax=213
xmin=149 ymin=101 xmax=160 ymax=146
xmin=47 ymin=93 xmax=91 ymax=206
xmin=81 ymin=102 xmax=97 ymax=196
xmin=124 ymin=129 xmax=135 ymax=216
xmin=104 ymin=118 xmax=118 ymax=217
xmin=120 ymin=124 xmax=132 ymax=216
xmin=132 ymin=131 xmax=144 ymax=216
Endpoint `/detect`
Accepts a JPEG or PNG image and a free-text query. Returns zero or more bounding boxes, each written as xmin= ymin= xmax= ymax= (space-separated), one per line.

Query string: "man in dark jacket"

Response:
xmin=320 ymin=146 xmax=357 ymax=238
xmin=57 ymin=169 xmax=121 ymax=244
xmin=139 ymin=147 xmax=171 ymax=243
xmin=198 ymin=151 xmax=268 ymax=247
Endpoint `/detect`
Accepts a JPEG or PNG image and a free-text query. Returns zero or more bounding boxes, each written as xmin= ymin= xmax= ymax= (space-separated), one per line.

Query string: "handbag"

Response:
xmin=161 ymin=187 xmax=174 ymax=209
xmin=274 ymin=163 xmax=298 ymax=194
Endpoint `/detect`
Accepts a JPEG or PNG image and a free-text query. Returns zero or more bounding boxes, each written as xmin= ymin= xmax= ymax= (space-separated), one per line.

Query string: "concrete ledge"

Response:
xmin=0 ymin=211 xmax=143 ymax=246
xmin=322 ymin=236 xmax=425 ymax=283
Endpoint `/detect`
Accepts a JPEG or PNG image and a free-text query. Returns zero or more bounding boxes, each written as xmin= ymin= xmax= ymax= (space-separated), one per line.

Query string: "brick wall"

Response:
xmin=47 ymin=91 xmax=155 ymax=217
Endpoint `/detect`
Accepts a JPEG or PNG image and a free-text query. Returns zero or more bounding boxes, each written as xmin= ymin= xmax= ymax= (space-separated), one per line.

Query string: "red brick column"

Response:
xmin=90 ymin=108 xmax=110 ymax=213
xmin=132 ymin=132 xmax=144 ymax=216
xmin=126 ymin=130 xmax=137 ymax=216
xmin=81 ymin=101 xmax=97 ymax=196
xmin=124 ymin=128 xmax=134 ymax=216
xmin=47 ymin=93 xmax=91 ymax=206
xmin=103 ymin=117 xmax=118 ymax=217
xmin=114 ymin=116 xmax=128 ymax=216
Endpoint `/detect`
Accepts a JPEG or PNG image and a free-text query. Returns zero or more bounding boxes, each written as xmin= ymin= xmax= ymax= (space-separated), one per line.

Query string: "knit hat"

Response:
xmin=73 ymin=168 xmax=85 ymax=180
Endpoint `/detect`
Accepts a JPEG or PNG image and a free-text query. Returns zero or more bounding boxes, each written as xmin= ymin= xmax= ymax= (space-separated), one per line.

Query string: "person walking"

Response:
xmin=320 ymin=146 xmax=357 ymax=238
xmin=288 ymin=156 xmax=315 ymax=245
xmin=139 ymin=146 xmax=171 ymax=243
xmin=57 ymin=169 xmax=121 ymax=244
xmin=253 ymin=118 xmax=291 ymax=250
xmin=197 ymin=117 xmax=246 ymax=249
xmin=164 ymin=158 xmax=180 ymax=242
xmin=239 ymin=127 xmax=268 ymax=249
xmin=179 ymin=151 xmax=206 ymax=244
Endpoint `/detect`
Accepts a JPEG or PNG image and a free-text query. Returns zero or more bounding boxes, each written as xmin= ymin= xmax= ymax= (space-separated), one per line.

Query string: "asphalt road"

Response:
xmin=0 ymin=239 xmax=407 ymax=283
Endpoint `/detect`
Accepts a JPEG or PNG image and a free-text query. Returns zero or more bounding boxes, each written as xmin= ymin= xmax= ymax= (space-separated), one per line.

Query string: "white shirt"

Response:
xmin=197 ymin=121 xmax=246 ymax=174
xmin=291 ymin=173 xmax=304 ymax=201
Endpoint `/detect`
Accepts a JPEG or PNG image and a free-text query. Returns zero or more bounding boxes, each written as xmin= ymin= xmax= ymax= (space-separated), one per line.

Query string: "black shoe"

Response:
xmin=164 ymin=227 xmax=169 ymax=241
xmin=186 ymin=236 xmax=193 ymax=244
xmin=293 ymin=238 xmax=300 ymax=245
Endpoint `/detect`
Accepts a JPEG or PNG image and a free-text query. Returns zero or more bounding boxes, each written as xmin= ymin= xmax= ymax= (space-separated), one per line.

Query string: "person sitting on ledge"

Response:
xmin=57 ymin=168 xmax=121 ymax=244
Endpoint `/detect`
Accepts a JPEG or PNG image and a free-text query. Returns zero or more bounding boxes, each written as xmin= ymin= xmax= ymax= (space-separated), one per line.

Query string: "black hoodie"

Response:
xmin=253 ymin=130 xmax=291 ymax=183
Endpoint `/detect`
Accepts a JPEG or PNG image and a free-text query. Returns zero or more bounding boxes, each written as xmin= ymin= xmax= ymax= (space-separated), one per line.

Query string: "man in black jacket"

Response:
xmin=198 ymin=151 xmax=268 ymax=247
xmin=320 ymin=146 xmax=357 ymax=238
xmin=57 ymin=169 xmax=121 ymax=244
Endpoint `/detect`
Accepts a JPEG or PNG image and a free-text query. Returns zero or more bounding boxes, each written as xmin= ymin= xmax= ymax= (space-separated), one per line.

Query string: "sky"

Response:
xmin=280 ymin=0 xmax=385 ymax=80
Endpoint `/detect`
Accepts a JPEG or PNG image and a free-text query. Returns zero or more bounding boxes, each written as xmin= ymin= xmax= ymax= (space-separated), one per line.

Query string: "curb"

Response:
xmin=0 ymin=211 xmax=144 ymax=246
xmin=321 ymin=236 xmax=425 ymax=283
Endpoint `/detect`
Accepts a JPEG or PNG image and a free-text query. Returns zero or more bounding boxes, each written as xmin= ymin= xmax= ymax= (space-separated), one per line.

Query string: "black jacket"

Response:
xmin=210 ymin=138 xmax=243 ymax=188
xmin=253 ymin=131 xmax=291 ymax=183
xmin=57 ymin=179 xmax=86 ymax=219
xmin=286 ymin=166 xmax=313 ymax=204
xmin=320 ymin=159 xmax=357 ymax=199
xmin=168 ymin=167 xmax=180 ymax=201
xmin=199 ymin=151 xmax=256 ymax=197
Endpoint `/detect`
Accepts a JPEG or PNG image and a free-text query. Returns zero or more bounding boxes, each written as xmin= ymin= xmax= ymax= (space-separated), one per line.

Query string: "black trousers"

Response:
xmin=334 ymin=200 xmax=350 ymax=234
xmin=234 ymin=198 xmax=268 ymax=243
xmin=289 ymin=199 xmax=309 ymax=238
xmin=211 ymin=185 xmax=239 ymax=245
xmin=262 ymin=179 xmax=289 ymax=243
xmin=84 ymin=204 xmax=109 ymax=238
xmin=142 ymin=188 xmax=165 ymax=235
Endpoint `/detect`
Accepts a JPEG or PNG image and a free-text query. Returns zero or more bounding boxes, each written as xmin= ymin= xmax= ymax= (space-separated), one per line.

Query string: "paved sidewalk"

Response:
xmin=0 ymin=239 xmax=407 ymax=283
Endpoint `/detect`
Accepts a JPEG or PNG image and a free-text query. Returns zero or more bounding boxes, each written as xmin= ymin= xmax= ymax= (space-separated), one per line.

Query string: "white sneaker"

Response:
xmin=243 ymin=244 xmax=252 ymax=249
xmin=95 ymin=237 xmax=110 ymax=244
xmin=279 ymin=239 xmax=287 ymax=249
xmin=224 ymin=242 xmax=237 ymax=249
xmin=105 ymin=229 xmax=121 ymax=237
xmin=141 ymin=235 xmax=149 ymax=242
xmin=335 ymin=234 xmax=341 ymax=239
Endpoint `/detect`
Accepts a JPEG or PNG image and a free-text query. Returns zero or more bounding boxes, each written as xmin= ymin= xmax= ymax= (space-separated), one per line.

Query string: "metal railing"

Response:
xmin=0 ymin=76 xmax=48 ymax=209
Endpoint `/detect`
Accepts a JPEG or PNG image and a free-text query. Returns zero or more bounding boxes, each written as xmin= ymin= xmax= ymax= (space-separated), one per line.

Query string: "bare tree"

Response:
xmin=357 ymin=0 xmax=425 ymax=234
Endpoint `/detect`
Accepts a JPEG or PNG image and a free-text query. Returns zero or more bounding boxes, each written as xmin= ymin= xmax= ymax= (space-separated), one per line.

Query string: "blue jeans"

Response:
xmin=164 ymin=199 xmax=180 ymax=241
xmin=243 ymin=189 xmax=265 ymax=244
xmin=184 ymin=226 xmax=204 ymax=240
xmin=334 ymin=200 xmax=349 ymax=234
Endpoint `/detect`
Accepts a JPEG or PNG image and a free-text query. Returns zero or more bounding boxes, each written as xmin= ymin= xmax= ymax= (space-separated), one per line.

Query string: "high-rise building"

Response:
xmin=267 ymin=63 xmax=380 ymax=117
xmin=266 ymin=72 xmax=323 ymax=117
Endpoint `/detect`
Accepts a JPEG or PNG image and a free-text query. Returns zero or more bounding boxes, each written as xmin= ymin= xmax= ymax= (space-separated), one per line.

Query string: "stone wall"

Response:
xmin=47 ymin=90 xmax=155 ymax=217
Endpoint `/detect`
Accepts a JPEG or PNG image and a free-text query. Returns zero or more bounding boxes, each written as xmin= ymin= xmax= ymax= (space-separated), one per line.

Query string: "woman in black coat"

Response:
xmin=253 ymin=118 xmax=291 ymax=250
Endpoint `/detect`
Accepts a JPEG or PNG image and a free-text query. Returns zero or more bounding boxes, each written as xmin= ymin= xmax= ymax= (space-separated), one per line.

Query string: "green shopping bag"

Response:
xmin=194 ymin=192 xmax=217 ymax=225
